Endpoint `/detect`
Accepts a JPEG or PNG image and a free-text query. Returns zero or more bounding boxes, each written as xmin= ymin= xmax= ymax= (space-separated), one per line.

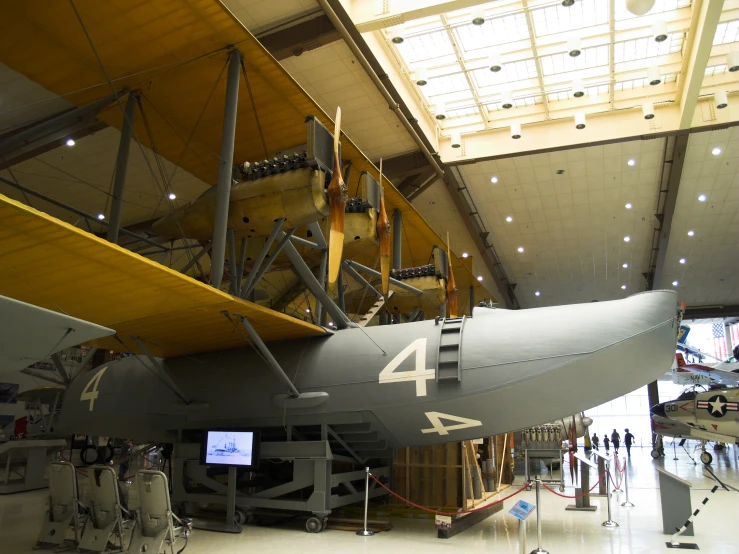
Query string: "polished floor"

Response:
xmin=1 ymin=445 xmax=737 ymax=553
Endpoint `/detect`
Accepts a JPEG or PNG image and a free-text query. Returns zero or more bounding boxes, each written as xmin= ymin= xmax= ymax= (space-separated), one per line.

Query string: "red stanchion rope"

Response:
xmin=369 ymin=474 xmax=529 ymax=517
xmin=541 ymin=471 xmax=607 ymax=499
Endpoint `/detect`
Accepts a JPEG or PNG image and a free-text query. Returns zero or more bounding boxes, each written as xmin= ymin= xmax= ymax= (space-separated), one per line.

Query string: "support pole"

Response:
xmin=180 ymin=242 xmax=212 ymax=276
xmin=315 ymin=250 xmax=328 ymax=326
xmin=107 ymin=92 xmax=137 ymax=244
xmin=621 ymin=458 xmax=634 ymax=507
xmin=530 ymin=478 xmax=548 ymax=554
xmin=356 ymin=467 xmax=375 ymax=537
xmin=342 ymin=260 xmax=382 ymax=299
xmin=337 ymin=267 xmax=346 ymax=313
xmin=227 ymin=228 xmax=237 ymax=294
xmin=240 ymin=219 xmax=285 ymax=298
xmin=469 ymin=285 xmax=475 ymax=316
xmin=518 ymin=518 xmax=526 ymax=554
xmin=345 ymin=260 xmax=423 ymax=295
xmin=392 ymin=209 xmax=402 ymax=270
xmin=210 ymin=50 xmax=242 ymax=289
xmin=601 ymin=459 xmax=619 ymax=528
xmin=242 ymin=227 xmax=295 ymax=299
xmin=235 ymin=237 xmax=248 ymax=297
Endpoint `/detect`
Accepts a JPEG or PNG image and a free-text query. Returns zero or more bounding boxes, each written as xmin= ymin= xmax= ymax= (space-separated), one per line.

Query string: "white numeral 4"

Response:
xmin=378 ymin=338 xmax=435 ymax=396
xmin=421 ymin=411 xmax=483 ymax=436
xmin=80 ymin=367 xmax=107 ymax=411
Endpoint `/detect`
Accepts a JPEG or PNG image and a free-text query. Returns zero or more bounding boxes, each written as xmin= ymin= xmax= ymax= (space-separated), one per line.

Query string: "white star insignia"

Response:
xmin=708 ymin=398 xmax=726 ymax=414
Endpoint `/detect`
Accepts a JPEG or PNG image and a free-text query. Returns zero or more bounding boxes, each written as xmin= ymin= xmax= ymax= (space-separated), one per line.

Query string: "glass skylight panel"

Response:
xmin=704 ymin=64 xmax=728 ymax=76
xmin=532 ymin=0 xmax=607 ymax=37
xmin=614 ymin=0 xmax=691 ymax=21
xmin=472 ymin=59 xmax=538 ymax=90
xmin=455 ymin=13 xmax=529 ymax=52
xmin=396 ymin=30 xmax=456 ymax=65
xmin=614 ymin=34 xmax=676 ymax=63
xmin=539 ymin=45 xmax=608 ymax=76
xmin=713 ymin=20 xmax=739 ymax=45
xmin=446 ymin=105 xmax=480 ymax=118
xmin=423 ymin=71 xmax=470 ymax=97
xmin=614 ymin=72 xmax=677 ymax=91
xmin=403 ymin=15 xmax=445 ymax=35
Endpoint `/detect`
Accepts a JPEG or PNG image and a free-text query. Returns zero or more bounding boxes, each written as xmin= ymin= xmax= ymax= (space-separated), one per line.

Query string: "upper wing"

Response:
xmin=680 ymin=363 xmax=739 ymax=386
xmin=0 ymin=0 xmax=490 ymax=305
xmin=0 ymin=194 xmax=325 ymax=358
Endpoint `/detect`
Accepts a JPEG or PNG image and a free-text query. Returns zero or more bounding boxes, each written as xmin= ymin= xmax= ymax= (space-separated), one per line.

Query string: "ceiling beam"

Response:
xmin=678 ymin=0 xmax=725 ymax=130
xmin=350 ymin=0 xmax=489 ymax=32
xmin=644 ymin=134 xmax=689 ymax=290
xmin=256 ymin=14 xmax=341 ymax=61
xmin=684 ymin=305 xmax=739 ymax=320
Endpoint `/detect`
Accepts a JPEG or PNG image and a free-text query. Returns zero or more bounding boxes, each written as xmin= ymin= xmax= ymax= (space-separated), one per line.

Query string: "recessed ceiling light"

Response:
xmin=66 ymin=138 xmax=75 ymax=146
xmin=627 ymin=159 xmax=636 ymax=166
xmin=328 ymin=321 xmax=335 ymax=327
xmin=672 ymin=281 xmax=679 ymax=286
xmin=506 ymin=216 xmax=513 ymax=222
xmin=622 ymin=263 xmax=628 ymax=268
xmin=517 ymin=246 xmax=524 ymax=253
xmin=462 ymin=252 xmax=469 ymax=258
xmin=625 ymin=202 xmax=632 ymax=209
xmin=306 ymin=308 xmax=311 ymax=313
xmin=491 ymin=176 xmax=499 ymax=184
xmin=535 ymin=291 xmax=541 ymax=296
xmin=477 ymin=275 xmax=483 ymax=281
xmin=623 ymin=236 xmax=630 ymax=242
xmin=621 ymin=285 xmax=627 ymax=290
xmin=687 ymin=230 xmax=694 ymax=236
xmin=698 ymin=194 xmax=707 ymax=202
xmin=97 ymin=213 xmax=105 ymax=220
xmin=168 ymin=193 xmax=176 ymax=200
xmin=679 ymin=258 xmax=686 ymax=264
xmin=712 ymin=147 xmax=722 ymax=156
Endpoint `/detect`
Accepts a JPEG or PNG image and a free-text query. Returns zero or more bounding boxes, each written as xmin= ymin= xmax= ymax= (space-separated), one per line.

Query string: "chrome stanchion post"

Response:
xmin=529 ymin=478 xmax=548 ymax=554
xmin=620 ymin=457 xmax=634 ymax=507
xmin=356 ymin=467 xmax=375 ymax=537
xmin=612 ymin=453 xmax=623 ymax=492
xmin=518 ymin=517 xmax=526 ymax=554
xmin=601 ymin=459 xmax=619 ymax=528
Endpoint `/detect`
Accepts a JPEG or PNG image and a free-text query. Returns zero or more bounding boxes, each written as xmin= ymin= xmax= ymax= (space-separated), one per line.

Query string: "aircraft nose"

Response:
xmin=650 ymin=403 xmax=666 ymax=417
xmin=582 ymin=417 xmax=593 ymax=427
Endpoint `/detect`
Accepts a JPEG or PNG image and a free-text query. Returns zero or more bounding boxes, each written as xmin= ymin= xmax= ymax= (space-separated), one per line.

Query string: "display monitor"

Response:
xmin=200 ymin=429 xmax=260 ymax=468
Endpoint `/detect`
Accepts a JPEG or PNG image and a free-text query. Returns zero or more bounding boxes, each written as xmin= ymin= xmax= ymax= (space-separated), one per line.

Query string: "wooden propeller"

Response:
xmin=376 ymin=159 xmax=391 ymax=299
xmin=568 ymin=415 xmax=578 ymax=484
xmin=327 ymin=107 xmax=346 ymax=292
xmin=446 ymin=232 xmax=458 ymax=318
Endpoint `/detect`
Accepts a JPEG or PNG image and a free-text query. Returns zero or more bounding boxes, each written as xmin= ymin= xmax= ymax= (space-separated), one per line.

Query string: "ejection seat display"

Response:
xmin=201 ymin=430 xmax=259 ymax=468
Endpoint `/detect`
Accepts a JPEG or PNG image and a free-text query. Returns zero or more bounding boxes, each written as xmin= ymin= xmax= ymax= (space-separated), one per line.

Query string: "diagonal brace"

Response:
xmin=241 ymin=218 xmax=285 ymax=297
xmin=132 ymin=337 xmax=191 ymax=404
xmin=242 ymin=227 xmax=296 ymax=299
xmin=341 ymin=260 xmax=382 ymax=299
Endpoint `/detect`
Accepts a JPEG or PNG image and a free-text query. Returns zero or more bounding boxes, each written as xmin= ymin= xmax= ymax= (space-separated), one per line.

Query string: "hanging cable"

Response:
xmin=239 ymin=58 xmax=269 ymax=160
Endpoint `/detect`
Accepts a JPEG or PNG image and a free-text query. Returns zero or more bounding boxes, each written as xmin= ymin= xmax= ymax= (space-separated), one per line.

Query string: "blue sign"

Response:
xmin=508 ymin=500 xmax=536 ymax=521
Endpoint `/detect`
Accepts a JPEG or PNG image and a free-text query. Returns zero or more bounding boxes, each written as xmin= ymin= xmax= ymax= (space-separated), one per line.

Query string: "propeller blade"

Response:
xmin=327 ymin=107 xmax=346 ymax=292
xmin=446 ymin=233 xmax=458 ymax=318
xmin=569 ymin=415 xmax=578 ymax=484
xmin=377 ymin=196 xmax=390 ymax=299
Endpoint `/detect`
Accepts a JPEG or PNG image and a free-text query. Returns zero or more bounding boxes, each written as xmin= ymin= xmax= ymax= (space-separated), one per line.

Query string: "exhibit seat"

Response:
xmin=79 ymin=465 xmax=129 ymax=553
xmin=35 ymin=461 xmax=85 ymax=549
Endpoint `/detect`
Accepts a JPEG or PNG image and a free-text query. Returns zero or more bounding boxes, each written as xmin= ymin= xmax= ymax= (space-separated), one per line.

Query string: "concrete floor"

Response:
xmin=2 ymin=445 xmax=738 ymax=553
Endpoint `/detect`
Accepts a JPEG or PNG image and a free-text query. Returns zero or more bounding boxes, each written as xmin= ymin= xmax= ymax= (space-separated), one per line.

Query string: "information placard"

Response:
xmin=508 ymin=500 xmax=536 ymax=521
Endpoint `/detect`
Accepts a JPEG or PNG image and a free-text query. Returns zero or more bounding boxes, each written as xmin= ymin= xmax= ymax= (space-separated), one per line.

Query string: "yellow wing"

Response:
xmin=0 ymin=194 xmax=325 ymax=358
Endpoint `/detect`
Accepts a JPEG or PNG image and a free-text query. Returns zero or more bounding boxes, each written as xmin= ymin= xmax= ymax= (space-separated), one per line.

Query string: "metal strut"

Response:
xmin=131 ymin=337 xmax=191 ymax=404
xmin=344 ymin=260 xmax=423 ymax=295
xmin=236 ymin=315 xmax=300 ymax=398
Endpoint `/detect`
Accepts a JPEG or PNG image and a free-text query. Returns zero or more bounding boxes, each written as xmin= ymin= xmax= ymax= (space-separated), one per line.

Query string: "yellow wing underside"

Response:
xmin=0 ymin=0 xmax=491 ymax=303
xmin=0 ymin=193 xmax=325 ymax=358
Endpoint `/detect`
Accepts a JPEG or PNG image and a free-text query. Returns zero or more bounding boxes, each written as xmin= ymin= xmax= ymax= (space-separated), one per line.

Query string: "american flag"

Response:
xmin=713 ymin=322 xmax=728 ymax=361
xmin=731 ymin=324 xmax=739 ymax=358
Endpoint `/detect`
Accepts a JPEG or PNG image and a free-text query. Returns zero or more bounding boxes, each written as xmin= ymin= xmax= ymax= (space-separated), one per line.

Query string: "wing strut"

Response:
xmin=131 ymin=337 xmax=191 ymax=404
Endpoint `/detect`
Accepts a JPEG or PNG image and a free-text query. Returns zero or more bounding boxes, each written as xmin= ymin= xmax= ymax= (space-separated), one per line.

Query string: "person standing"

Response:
xmin=624 ymin=429 xmax=635 ymax=457
xmin=603 ymin=435 xmax=610 ymax=454
xmin=591 ymin=433 xmax=600 ymax=450
xmin=611 ymin=429 xmax=621 ymax=455
xmin=118 ymin=438 xmax=133 ymax=481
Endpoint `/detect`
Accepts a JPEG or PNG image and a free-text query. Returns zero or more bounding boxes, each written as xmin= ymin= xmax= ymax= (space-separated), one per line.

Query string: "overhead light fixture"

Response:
xmin=622 ymin=263 xmax=629 ymax=268
xmin=625 ymin=0 xmax=656 ymax=16
xmin=562 ymin=0 xmax=575 ymax=6
xmin=623 ymin=236 xmax=631 ymax=242
xmin=711 ymin=146 xmax=722 ymax=156
xmin=698 ymin=194 xmax=707 ymax=202
xmin=517 ymin=246 xmax=524 ymax=253
xmin=97 ymin=213 xmax=105 ymax=220
xmin=627 ymin=159 xmax=636 ymax=166
xmin=435 ymin=102 xmax=447 ymax=120
xmin=328 ymin=321 xmax=335 ymax=327
xmin=390 ymin=23 xmax=405 ymax=44
xmin=672 ymin=280 xmax=679 ymax=287
xmin=625 ymin=202 xmax=633 ymax=209
xmin=66 ymin=138 xmax=75 ymax=146
xmin=462 ymin=252 xmax=469 ymax=258
xmin=415 ymin=66 xmax=428 ymax=86
xmin=488 ymin=51 xmax=502 ymax=72
xmin=501 ymin=88 xmax=513 ymax=109
xmin=451 ymin=131 xmax=462 ymax=148
xmin=652 ymin=18 xmax=668 ymax=42
xmin=647 ymin=63 xmax=662 ymax=86
xmin=621 ymin=285 xmax=627 ymax=290
xmin=471 ymin=6 xmax=486 ymax=25
xmin=510 ymin=122 xmax=522 ymax=140
xmin=490 ymin=175 xmax=499 ymax=184
xmin=477 ymin=275 xmax=483 ymax=281
xmin=679 ymin=258 xmax=686 ymax=264
xmin=306 ymin=308 xmax=311 ymax=313
xmin=168 ymin=192 xmax=176 ymax=200
xmin=506 ymin=216 xmax=513 ymax=222
xmin=572 ymin=77 xmax=585 ymax=98
xmin=574 ymin=112 xmax=586 ymax=130
xmin=535 ymin=290 xmax=541 ymax=296
xmin=567 ymin=36 xmax=582 ymax=57
xmin=714 ymin=90 xmax=728 ymax=109
xmin=727 ymin=51 xmax=739 ymax=72
xmin=642 ymin=101 xmax=655 ymax=120
xmin=687 ymin=230 xmax=694 ymax=236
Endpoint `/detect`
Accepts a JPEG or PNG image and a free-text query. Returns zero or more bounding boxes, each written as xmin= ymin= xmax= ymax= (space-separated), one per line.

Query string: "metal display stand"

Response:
xmin=523 ymin=448 xmax=566 ymax=491
xmin=529 ymin=478 xmax=549 ymax=554
xmin=590 ymin=450 xmax=608 ymax=497
xmin=192 ymin=466 xmax=242 ymax=534
xmin=657 ymin=468 xmax=694 ymax=540
xmin=566 ymin=452 xmax=598 ymax=512
xmin=356 ymin=467 xmax=374 ymax=537
xmin=601 ymin=457 xmax=618 ymax=528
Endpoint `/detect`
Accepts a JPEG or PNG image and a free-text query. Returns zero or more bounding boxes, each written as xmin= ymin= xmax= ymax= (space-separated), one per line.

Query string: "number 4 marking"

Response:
xmin=80 ymin=367 xmax=108 ymax=411
xmin=422 ymin=411 xmax=483 ymax=436
xmin=378 ymin=338 xmax=435 ymax=396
